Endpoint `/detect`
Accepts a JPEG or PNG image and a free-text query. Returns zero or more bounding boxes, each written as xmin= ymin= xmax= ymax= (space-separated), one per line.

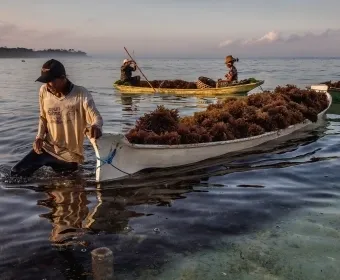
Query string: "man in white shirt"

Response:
xmin=11 ymin=59 xmax=103 ymax=176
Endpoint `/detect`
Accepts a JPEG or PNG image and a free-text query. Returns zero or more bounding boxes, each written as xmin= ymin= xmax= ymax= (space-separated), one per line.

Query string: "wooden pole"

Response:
xmin=124 ymin=46 xmax=156 ymax=93
xmin=91 ymin=247 xmax=114 ymax=280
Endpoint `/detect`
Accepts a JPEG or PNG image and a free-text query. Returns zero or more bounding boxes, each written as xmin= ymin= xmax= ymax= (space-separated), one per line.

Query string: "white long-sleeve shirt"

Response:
xmin=37 ymin=83 xmax=103 ymax=163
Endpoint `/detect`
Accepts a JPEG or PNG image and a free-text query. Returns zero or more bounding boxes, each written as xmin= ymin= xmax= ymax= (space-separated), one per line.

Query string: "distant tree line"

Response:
xmin=0 ymin=47 xmax=87 ymax=58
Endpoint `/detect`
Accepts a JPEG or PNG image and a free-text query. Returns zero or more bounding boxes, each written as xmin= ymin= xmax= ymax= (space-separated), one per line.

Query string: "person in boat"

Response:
xmin=224 ymin=55 xmax=238 ymax=83
xmin=11 ymin=59 xmax=103 ymax=177
xmin=120 ymin=59 xmax=140 ymax=86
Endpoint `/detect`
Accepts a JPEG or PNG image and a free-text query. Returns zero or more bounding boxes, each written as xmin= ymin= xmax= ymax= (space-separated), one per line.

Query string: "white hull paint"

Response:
xmin=90 ymin=87 xmax=331 ymax=183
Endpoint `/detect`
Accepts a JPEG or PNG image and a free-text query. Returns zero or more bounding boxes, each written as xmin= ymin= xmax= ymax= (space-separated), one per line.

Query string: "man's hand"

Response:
xmin=33 ymin=138 xmax=44 ymax=154
xmin=89 ymin=125 xmax=102 ymax=139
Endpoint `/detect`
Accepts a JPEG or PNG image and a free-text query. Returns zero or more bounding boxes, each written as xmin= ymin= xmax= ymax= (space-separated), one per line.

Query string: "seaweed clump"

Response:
xmin=125 ymin=85 xmax=329 ymax=145
xmin=322 ymin=80 xmax=340 ymax=88
xmin=120 ymin=77 xmax=261 ymax=89
xmin=139 ymin=80 xmax=197 ymax=89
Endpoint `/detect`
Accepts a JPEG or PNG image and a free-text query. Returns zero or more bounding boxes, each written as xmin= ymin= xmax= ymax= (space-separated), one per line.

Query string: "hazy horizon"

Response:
xmin=2 ymin=0 xmax=340 ymax=58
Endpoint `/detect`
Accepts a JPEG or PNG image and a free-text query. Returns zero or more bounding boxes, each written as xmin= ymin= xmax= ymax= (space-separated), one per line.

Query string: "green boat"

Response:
xmin=328 ymin=87 xmax=340 ymax=103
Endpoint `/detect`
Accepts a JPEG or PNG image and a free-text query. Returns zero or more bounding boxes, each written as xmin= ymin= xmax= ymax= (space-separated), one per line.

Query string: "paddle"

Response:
xmin=124 ymin=47 xmax=156 ymax=93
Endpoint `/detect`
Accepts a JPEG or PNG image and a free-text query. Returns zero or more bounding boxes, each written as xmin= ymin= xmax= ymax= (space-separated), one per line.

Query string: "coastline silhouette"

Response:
xmin=0 ymin=47 xmax=87 ymax=58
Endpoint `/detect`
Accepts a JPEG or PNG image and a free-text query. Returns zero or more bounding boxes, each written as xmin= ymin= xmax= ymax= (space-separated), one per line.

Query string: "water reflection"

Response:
xmin=37 ymin=181 xmax=196 ymax=246
xmin=38 ymin=185 xmax=90 ymax=245
xmin=35 ymin=124 xmax=329 ymax=248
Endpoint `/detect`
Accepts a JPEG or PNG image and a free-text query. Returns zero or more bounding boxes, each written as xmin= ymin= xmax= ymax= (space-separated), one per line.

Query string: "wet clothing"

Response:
xmin=11 ymin=149 xmax=78 ymax=177
xmin=36 ymin=81 xmax=102 ymax=163
xmin=120 ymin=63 xmax=140 ymax=86
xmin=226 ymin=65 xmax=238 ymax=82
xmin=11 ymin=80 xmax=103 ymax=177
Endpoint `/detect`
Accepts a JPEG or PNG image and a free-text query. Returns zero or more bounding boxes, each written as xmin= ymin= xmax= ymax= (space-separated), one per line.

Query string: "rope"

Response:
xmin=96 ymin=146 xmax=131 ymax=175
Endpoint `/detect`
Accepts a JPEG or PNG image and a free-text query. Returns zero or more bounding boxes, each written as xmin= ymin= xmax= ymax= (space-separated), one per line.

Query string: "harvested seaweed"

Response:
xmin=114 ymin=77 xmax=260 ymax=89
xmin=322 ymin=80 xmax=340 ymax=88
xmin=125 ymin=85 xmax=329 ymax=145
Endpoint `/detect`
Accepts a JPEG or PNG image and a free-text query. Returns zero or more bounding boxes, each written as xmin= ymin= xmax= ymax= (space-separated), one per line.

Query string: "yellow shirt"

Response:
xmin=36 ymin=83 xmax=103 ymax=163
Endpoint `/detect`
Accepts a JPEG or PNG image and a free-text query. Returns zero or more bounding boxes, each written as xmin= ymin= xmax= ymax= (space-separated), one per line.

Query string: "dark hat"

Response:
xmin=36 ymin=59 xmax=66 ymax=83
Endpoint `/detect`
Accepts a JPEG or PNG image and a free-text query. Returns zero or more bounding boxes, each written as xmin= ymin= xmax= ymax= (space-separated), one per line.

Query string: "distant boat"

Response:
xmin=114 ymin=79 xmax=265 ymax=96
xmin=21 ymin=60 xmax=25 ymax=62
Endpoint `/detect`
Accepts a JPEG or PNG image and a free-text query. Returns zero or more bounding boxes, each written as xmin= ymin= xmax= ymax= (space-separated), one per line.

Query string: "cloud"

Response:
xmin=218 ymin=39 xmax=234 ymax=47
xmin=219 ymin=31 xmax=283 ymax=48
xmin=218 ymin=29 xmax=340 ymax=57
xmin=244 ymin=31 xmax=282 ymax=45
xmin=2 ymin=20 xmax=340 ymax=57
xmin=0 ymin=21 xmax=120 ymax=53
xmin=0 ymin=20 xmax=217 ymax=57
xmin=219 ymin=29 xmax=340 ymax=48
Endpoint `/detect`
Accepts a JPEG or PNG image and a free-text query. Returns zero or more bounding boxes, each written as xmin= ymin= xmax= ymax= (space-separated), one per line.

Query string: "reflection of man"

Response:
xmin=120 ymin=59 xmax=140 ymax=86
xmin=40 ymin=188 xmax=90 ymax=245
xmin=11 ymin=59 xmax=103 ymax=177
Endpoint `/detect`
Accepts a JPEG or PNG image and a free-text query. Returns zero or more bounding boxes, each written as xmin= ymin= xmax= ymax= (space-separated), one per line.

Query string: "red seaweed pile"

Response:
xmin=116 ymin=77 xmax=261 ymax=89
xmin=139 ymin=80 xmax=197 ymax=89
xmin=322 ymin=80 xmax=340 ymax=88
xmin=125 ymin=85 xmax=329 ymax=145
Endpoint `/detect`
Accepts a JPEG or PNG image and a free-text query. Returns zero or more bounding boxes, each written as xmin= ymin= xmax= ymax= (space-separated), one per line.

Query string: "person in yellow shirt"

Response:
xmin=11 ymin=59 xmax=103 ymax=177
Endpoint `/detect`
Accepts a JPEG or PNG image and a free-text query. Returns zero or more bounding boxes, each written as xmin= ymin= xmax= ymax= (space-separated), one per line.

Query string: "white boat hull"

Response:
xmin=90 ymin=88 xmax=332 ymax=183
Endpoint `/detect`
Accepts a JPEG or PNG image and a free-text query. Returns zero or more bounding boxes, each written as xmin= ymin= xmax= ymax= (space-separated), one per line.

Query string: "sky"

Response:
xmin=1 ymin=0 xmax=340 ymax=58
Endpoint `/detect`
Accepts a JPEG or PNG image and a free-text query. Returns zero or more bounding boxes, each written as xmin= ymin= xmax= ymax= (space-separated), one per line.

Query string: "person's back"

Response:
xmin=120 ymin=59 xmax=136 ymax=81
xmin=120 ymin=64 xmax=134 ymax=81
xmin=120 ymin=59 xmax=140 ymax=86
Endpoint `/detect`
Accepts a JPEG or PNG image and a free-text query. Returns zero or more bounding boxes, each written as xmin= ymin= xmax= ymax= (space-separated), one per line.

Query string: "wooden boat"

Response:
xmin=328 ymin=87 xmax=340 ymax=103
xmin=113 ymin=80 xmax=264 ymax=96
xmin=90 ymin=85 xmax=332 ymax=183
xmin=312 ymin=81 xmax=340 ymax=103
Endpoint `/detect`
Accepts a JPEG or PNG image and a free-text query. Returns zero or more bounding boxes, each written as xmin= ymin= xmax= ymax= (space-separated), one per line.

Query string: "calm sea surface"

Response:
xmin=1 ymin=57 xmax=340 ymax=279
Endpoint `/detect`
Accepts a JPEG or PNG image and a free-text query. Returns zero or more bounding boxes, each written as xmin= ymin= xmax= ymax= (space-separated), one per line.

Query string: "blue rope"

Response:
xmin=96 ymin=147 xmax=130 ymax=175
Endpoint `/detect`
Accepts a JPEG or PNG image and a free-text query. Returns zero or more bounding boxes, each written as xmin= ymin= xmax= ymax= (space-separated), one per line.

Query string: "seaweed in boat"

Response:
xmin=125 ymin=85 xmax=329 ymax=145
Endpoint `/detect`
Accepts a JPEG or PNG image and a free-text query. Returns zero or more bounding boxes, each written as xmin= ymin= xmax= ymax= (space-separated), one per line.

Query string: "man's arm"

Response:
xmin=121 ymin=64 xmax=129 ymax=71
xmin=36 ymin=86 xmax=47 ymax=139
xmin=33 ymin=86 xmax=47 ymax=154
xmin=83 ymin=91 xmax=103 ymax=138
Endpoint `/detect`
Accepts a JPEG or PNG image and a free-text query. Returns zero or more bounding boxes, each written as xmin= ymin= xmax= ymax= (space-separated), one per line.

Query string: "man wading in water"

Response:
xmin=11 ymin=59 xmax=103 ymax=177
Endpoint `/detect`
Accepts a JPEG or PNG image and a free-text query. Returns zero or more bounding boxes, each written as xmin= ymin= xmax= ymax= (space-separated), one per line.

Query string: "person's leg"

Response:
xmin=11 ymin=149 xmax=49 ymax=177
xmin=45 ymin=153 xmax=78 ymax=174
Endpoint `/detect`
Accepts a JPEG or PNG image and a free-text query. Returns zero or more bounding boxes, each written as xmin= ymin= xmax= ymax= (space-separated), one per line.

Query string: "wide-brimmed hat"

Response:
xmin=225 ymin=55 xmax=236 ymax=64
xmin=36 ymin=59 xmax=66 ymax=83
xmin=123 ymin=59 xmax=129 ymax=64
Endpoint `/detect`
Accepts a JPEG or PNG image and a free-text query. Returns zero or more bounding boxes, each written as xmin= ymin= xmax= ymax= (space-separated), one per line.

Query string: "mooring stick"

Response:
xmin=91 ymin=247 xmax=114 ymax=280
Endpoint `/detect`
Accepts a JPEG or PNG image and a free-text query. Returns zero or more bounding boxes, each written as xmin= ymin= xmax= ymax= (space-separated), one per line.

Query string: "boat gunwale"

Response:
xmin=114 ymin=80 xmax=265 ymax=92
xmin=108 ymin=92 xmax=332 ymax=150
xmin=329 ymin=87 xmax=340 ymax=92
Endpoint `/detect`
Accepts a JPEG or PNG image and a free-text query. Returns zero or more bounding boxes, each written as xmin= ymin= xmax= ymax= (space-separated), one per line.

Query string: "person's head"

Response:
xmin=36 ymin=59 xmax=67 ymax=92
xmin=225 ymin=55 xmax=238 ymax=68
xmin=123 ymin=59 xmax=129 ymax=65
